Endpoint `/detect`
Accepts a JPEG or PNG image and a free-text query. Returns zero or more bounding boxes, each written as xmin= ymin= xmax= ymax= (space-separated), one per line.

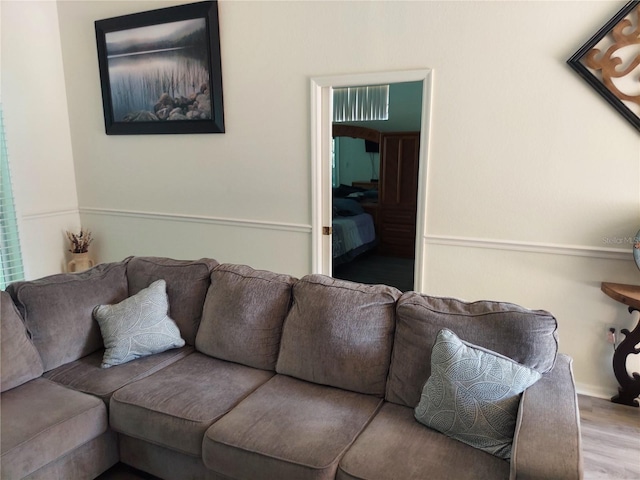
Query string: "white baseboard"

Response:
xmin=575 ymin=382 xmax=616 ymax=400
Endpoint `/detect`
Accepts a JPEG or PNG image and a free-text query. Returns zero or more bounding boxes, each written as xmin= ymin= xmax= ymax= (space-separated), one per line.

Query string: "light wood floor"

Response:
xmin=100 ymin=394 xmax=639 ymax=479
xmin=579 ymin=394 xmax=640 ymax=479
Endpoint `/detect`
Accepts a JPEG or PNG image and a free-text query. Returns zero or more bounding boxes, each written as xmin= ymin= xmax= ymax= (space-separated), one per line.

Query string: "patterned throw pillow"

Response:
xmin=93 ymin=279 xmax=185 ymax=368
xmin=414 ymin=329 xmax=542 ymax=460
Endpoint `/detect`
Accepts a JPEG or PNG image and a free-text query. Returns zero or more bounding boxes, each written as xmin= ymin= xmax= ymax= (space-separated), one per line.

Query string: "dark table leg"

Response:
xmin=611 ymin=307 xmax=640 ymax=407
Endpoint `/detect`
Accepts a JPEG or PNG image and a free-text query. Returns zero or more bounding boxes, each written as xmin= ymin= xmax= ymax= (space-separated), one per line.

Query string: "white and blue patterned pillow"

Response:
xmin=93 ymin=279 xmax=185 ymax=368
xmin=414 ymin=329 xmax=542 ymax=460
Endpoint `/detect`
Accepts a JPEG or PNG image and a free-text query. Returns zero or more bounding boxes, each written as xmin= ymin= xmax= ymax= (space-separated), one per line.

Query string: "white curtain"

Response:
xmin=333 ymin=85 xmax=389 ymax=122
xmin=0 ymin=105 xmax=25 ymax=289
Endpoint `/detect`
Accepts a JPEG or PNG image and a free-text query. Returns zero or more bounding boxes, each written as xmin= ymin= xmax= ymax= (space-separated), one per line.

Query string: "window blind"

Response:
xmin=333 ymin=85 xmax=389 ymax=123
xmin=0 ymin=105 xmax=25 ymax=290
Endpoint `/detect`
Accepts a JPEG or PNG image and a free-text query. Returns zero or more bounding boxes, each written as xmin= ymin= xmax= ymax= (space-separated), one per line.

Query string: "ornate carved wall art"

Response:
xmin=568 ymin=1 xmax=640 ymax=132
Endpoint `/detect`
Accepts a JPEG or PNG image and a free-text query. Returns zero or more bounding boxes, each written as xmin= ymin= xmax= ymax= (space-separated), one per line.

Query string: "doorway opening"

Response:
xmin=310 ymin=70 xmax=433 ymax=292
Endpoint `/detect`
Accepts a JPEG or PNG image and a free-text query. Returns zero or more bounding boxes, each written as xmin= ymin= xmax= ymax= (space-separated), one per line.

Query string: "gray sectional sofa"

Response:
xmin=0 ymin=256 xmax=583 ymax=480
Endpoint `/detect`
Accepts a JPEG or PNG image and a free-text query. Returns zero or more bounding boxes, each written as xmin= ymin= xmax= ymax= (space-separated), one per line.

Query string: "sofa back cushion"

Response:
xmin=276 ymin=275 xmax=401 ymax=396
xmin=126 ymin=257 xmax=218 ymax=345
xmin=386 ymin=292 xmax=559 ymax=408
xmin=6 ymin=261 xmax=129 ymax=372
xmin=196 ymin=264 xmax=295 ymax=370
xmin=1 ymin=291 xmax=44 ymax=392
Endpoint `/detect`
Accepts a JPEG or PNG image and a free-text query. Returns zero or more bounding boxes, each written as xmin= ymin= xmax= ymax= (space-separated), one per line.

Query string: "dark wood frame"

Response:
xmin=95 ymin=1 xmax=224 ymax=135
xmin=567 ymin=1 xmax=640 ymax=132
xmin=332 ymin=124 xmax=381 ymax=144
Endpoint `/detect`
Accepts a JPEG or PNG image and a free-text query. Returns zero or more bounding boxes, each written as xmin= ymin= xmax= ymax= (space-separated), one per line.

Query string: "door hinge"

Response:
xmin=323 ymin=226 xmax=333 ymax=235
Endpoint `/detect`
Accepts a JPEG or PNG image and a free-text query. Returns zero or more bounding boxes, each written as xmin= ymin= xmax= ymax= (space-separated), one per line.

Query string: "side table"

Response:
xmin=601 ymin=282 xmax=640 ymax=407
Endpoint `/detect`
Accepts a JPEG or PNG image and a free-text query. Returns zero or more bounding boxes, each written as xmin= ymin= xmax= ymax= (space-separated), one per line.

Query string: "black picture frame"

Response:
xmin=567 ymin=1 xmax=640 ymax=132
xmin=95 ymin=1 xmax=224 ymax=135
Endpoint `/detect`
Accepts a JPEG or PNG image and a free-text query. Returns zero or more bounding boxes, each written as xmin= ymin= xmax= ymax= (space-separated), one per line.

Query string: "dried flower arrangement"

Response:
xmin=66 ymin=228 xmax=93 ymax=253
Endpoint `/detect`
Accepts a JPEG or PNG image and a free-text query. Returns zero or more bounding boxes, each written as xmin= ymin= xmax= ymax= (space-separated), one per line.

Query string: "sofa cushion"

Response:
xmin=203 ymin=374 xmax=382 ymax=480
xmin=276 ymin=275 xmax=401 ymax=396
xmin=1 ymin=291 xmax=44 ymax=392
xmin=414 ymin=329 xmax=541 ymax=460
xmin=196 ymin=264 xmax=295 ymax=370
xmin=44 ymin=346 xmax=193 ymax=403
xmin=126 ymin=257 xmax=218 ymax=345
xmin=0 ymin=378 xmax=108 ymax=479
xmin=6 ymin=261 xmax=129 ymax=372
xmin=119 ymin=436 xmax=213 ymax=480
xmin=110 ymin=352 xmax=274 ymax=456
xmin=336 ymin=402 xmax=509 ymax=480
xmin=93 ymin=279 xmax=185 ymax=368
xmin=386 ymin=292 xmax=558 ymax=407
xmin=21 ymin=431 xmax=118 ymax=480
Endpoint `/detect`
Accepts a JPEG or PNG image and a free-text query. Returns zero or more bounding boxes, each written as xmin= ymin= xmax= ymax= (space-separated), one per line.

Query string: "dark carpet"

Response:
xmin=333 ymin=254 xmax=415 ymax=292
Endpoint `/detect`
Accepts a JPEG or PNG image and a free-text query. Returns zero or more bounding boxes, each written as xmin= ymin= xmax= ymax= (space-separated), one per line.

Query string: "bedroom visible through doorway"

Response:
xmin=310 ymin=70 xmax=434 ymax=292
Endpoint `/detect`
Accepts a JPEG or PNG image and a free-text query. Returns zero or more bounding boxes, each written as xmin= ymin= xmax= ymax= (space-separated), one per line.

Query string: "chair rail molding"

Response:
xmin=79 ymin=207 xmax=312 ymax=234
xmin=22 ymin=209 xmax=80 ymax=220
xmin=424 ymin=234 xmax=630 ymax=261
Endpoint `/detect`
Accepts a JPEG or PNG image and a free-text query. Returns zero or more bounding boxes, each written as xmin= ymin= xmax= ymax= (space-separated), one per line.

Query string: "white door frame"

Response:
xmin=310 ymin=69 xmax=434 ymax=292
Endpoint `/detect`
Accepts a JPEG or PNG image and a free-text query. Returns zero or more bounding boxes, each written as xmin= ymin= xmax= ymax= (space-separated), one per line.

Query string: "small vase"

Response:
xmin=68 ymin=252 xmax=94 ymax=273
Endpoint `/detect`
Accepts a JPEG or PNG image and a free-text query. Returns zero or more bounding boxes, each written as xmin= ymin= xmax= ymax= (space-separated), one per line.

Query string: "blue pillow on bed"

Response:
xmin=333 ymin=198 xmax=364 ymax=216
xmin=363 ymin=189 xmax=378 ymax=200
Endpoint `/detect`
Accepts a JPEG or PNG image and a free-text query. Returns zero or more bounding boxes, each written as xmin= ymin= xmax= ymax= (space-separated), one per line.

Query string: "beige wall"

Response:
xmin=4 ymin=0 xmax=640 ymax=398
xmin=1 ymin=0 xmax=81 ymax=278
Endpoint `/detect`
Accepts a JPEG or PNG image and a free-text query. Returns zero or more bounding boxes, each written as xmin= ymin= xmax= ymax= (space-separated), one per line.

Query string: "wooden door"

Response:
xmin=378 ymin=132 xmax=420 ymax=258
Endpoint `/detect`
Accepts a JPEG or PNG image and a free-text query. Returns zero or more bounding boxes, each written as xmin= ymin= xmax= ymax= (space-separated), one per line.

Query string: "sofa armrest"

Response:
xmin=510 ymin=354 xmax=583 ymax=480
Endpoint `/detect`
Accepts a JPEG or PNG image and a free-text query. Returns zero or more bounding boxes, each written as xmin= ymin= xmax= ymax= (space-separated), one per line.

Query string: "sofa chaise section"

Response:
xmin=0 ymin=291 xmax=117 ymax=480
xmin=1 ymin=256 xmax=218 ymax=479
xmin=0 ymin=378 xmax=112 ymax=479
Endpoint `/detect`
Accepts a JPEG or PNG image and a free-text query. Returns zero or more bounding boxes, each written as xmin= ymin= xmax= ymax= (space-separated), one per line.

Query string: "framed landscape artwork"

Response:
xmin=567 ymin=1 xmax=640 ymax=132
xmin=95 ymin=1 xmax=225 ymax=135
